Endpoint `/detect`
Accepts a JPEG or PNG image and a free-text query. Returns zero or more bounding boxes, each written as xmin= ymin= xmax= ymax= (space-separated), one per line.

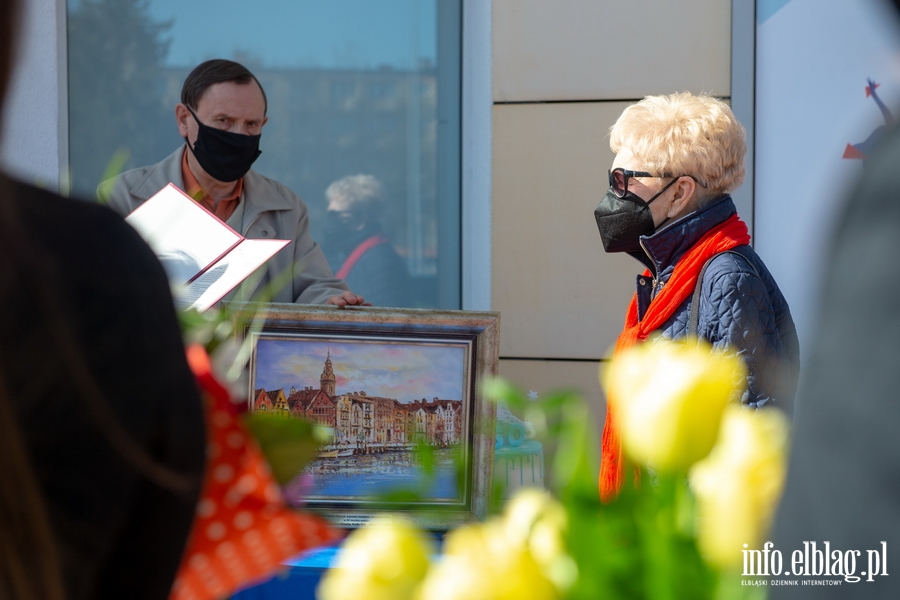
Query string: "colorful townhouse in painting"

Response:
xmin=253 ymin=352 xmax=462 ymax=450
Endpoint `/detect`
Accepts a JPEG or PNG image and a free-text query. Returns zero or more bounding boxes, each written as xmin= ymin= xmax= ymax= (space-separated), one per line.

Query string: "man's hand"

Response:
xmin=326 ymin=291 xmax=371 ymax=308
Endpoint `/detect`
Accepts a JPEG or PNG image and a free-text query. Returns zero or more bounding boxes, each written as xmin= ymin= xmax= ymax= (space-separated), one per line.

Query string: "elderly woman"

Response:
xmin=594 ymin=92 xmax=799 ymax=498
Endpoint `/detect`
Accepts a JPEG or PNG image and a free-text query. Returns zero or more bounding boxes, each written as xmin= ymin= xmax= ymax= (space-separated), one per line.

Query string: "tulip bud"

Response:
xmin=317 ymin=515 xmax=433 ymax=600
xmin=502 ymin=489 xmax=576 ymax=592
xmin=690 ymin=406 xmax=789 ymax=568
xmin=416 ymin=520 xmax=561 ymax=600
xmin=602 ymin=339 xmax=746 ymax=472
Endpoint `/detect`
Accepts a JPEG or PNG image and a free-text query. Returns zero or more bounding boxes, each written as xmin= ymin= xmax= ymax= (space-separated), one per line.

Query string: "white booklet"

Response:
xmin=125 ymin=183 xmax=289 ymax=311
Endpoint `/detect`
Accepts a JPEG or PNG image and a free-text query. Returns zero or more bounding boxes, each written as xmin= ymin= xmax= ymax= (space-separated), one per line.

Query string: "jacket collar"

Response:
xmin=129 ymin=147 xmax=185 ymax=200
xmin=128 ymin=146 xmax=294 ymax=231
xmin=241 ymin=167 xmax=294 ymax=226
xmin=637 ymin=195 xmax=737 ymax=276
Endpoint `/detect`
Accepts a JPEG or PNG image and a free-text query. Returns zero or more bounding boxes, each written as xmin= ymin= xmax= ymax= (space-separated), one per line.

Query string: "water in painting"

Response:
xmin=251 ymin=335 xmax=468 ymax=503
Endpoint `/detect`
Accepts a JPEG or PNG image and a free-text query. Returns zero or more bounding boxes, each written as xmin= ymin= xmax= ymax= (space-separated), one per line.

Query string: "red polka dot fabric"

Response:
xmin=171 ymin=346 xmax=340 ymax=600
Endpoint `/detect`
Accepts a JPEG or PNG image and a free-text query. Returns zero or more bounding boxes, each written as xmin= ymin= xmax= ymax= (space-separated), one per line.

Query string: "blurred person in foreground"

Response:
xmin=103 ymin=59 xmax=366 ymax=307
xmin=0 ymin=0 xmax=206 ymax=597
xmin=771 ymin=2 xmax=900 ymax=597
xmin=594 ymin=92 xmax=800 ymax=499
xmin=322 ymin=174 xmax=409 ymax=308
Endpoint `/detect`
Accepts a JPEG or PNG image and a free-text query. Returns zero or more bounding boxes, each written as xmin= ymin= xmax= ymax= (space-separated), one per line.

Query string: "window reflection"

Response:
xmin=67 ymin=0 xmax=460 ymax=308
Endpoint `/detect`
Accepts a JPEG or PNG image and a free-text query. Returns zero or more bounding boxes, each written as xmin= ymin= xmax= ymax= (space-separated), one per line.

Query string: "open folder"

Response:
xmin=125 ymin=183 xmax=289 ymax=311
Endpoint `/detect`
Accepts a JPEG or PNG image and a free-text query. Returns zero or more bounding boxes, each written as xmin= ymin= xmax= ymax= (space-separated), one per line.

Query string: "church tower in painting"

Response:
xmin=320 ymin=350 xmax=336 ymax=396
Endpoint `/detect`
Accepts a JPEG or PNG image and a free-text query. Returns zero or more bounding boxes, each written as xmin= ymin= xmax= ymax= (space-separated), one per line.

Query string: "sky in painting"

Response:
xmin=253 ymin=337 xmax=466 ymax=402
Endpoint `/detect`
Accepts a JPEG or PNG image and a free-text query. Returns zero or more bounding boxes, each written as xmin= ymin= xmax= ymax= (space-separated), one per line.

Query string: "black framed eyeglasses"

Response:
xmin=608 ymin=168 xmax=672 ymax=198
xmin=608 ymin=168 xmax=708 ymax=199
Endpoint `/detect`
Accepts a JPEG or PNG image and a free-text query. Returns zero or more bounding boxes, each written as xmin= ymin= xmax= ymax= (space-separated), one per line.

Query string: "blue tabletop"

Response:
xmin=230 ymin=545 xmax=341 ymax=600
xmin=230 ymin=534 xmax=446 ymax=600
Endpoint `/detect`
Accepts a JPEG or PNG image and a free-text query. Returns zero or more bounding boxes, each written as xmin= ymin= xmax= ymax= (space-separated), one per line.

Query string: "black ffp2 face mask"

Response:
xmin=186 ymin=108 xmax=262 ymax=182
xmin=593 ymin=178 xmax=677 ymax=253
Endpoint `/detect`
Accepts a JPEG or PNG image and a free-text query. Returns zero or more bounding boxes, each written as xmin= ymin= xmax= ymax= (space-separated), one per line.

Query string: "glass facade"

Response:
xmin=67 ymin=0 xmax=461 ymax=308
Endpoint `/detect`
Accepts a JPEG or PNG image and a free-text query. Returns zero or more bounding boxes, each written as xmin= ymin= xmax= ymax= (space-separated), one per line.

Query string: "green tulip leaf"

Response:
xmin=243 ymin=412 xmax=328 ymax=485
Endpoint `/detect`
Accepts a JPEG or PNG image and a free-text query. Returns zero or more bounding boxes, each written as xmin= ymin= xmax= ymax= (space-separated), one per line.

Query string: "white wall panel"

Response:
xmin=493 ymin=0 xmax=731 ymax=102
xmin=499 ymin=358 xmax=607 ymax=437
xmin=0 ymin=0 xmax=64 ymax=188
xmin=492 ymin=101 xmax=643 ymax=359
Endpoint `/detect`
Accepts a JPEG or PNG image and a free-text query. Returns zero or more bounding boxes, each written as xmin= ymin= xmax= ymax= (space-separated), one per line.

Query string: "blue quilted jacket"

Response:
xmin=631 ymin=196 xmax=800 ymax=411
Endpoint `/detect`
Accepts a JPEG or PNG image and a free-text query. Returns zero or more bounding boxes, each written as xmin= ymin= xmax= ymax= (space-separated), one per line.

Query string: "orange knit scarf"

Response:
xmin=599 ymin=213 xmax=751 ymax=501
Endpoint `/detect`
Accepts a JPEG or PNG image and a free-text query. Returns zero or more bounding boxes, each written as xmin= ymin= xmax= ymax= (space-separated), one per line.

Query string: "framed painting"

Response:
xmin=233 ymin=303 xmax=500 ymax=530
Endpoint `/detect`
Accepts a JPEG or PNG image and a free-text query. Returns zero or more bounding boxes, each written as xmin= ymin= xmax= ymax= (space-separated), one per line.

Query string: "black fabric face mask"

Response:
xmin=186 ymin=108 xmax=262 ymax=182
xmin=593 ymin=179 xmax=677 ymax=253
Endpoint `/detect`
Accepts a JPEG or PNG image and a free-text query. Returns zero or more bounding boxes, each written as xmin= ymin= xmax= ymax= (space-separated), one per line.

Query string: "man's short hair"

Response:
xmin=181 ymin=59 xmax=268 ymax=114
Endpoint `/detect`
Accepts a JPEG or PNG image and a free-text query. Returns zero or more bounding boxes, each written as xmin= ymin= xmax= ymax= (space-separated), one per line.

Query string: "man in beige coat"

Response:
xmin=105 ymin=59 xmax=365 ymax=307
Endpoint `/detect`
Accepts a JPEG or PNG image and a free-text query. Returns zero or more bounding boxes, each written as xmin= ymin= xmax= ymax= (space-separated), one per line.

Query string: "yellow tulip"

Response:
xmin=317 ymin=514 xmax=433 ymax=600
xmin=602 ymin=339 xmax=746 ymax=472
xmin=415 ymin=519 xmax=561 ymax=600
xmin=689 ymin=406 xmax=789 ymax=569
xmin=502 ymin=489 xmax=576 ymax=593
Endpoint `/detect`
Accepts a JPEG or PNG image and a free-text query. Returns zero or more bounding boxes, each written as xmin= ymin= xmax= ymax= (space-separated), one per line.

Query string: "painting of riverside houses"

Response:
xmin=250 ymin=335 xmax=468 ymax=507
